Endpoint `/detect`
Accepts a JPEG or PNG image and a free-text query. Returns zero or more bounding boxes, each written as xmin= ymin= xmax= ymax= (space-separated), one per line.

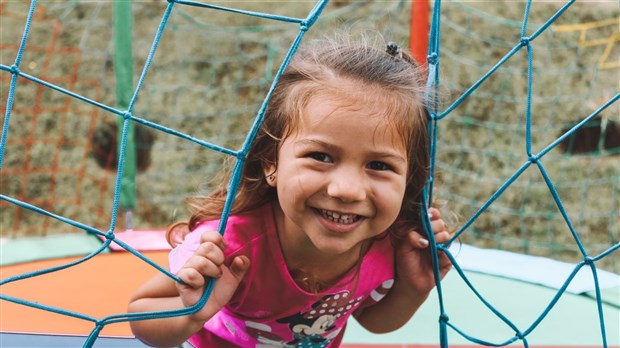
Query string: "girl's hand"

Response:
xmin=395 ymin=207 xmax=452 ymax=295
xmin=175 ymin=231 xmax=250 ymax=323
xmin=352 ymin=208 xmax=453 ymax=332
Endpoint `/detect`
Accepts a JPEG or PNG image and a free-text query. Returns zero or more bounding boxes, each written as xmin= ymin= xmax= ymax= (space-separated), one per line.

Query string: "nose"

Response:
xmin=326 ymin=167 xmax=367 ymax=202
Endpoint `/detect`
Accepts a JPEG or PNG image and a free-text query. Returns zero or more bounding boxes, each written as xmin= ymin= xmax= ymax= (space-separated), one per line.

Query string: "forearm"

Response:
xmin=128 ymin=296 xmax=205 ymax=347
xmin=354 ymin=280 xmax=429 ymax=333
xmin=356 ymin=209 xmax=452 ymax=333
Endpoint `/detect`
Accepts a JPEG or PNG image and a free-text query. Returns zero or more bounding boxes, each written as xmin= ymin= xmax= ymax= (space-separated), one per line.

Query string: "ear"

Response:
xmin=166 ymin=224 xmax=190 ymax=248
xmin=263 ymin=164 xmax=277 ymax=187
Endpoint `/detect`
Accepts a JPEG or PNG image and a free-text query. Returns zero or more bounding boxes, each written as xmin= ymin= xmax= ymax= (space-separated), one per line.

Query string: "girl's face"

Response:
xmin=265 ymin=88 xmax=409 ymax=259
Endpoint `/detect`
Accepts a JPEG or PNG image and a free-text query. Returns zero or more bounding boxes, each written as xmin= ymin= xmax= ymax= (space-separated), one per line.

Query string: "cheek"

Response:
xmin=375 ymin=179 xmax=407 ymax=217
xmin=276 ymin=174 xmax=314 ymax=212
xmin=280 ymin=168 xmax=322 ymax=194
xmin=380 ymin=175 xmax=407 ymax=196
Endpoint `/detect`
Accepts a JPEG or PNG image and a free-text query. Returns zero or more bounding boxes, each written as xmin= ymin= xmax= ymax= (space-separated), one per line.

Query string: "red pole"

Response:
xmin=410 ymin=0 xmax=430 ymax=66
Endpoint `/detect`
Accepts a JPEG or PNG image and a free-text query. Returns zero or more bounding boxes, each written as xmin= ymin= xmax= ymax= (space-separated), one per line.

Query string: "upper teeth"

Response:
xmin=321 ymin=209 xmax=358 ymax=224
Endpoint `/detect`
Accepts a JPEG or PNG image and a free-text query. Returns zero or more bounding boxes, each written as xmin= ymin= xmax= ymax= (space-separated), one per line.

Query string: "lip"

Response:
xmin=313 ymin=208 xmax=364 ymax=234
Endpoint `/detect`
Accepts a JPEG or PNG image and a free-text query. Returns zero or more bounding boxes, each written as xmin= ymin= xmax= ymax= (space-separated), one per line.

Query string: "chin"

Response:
xmin=312 ymin=238 xmax=361 ymax=256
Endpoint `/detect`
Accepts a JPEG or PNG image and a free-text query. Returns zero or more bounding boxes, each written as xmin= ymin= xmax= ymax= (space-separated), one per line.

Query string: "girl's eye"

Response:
xmin=367 ymin=161 xmax=391 ymax=171
xmin=308 ymin=152 xmax=332 ymax=163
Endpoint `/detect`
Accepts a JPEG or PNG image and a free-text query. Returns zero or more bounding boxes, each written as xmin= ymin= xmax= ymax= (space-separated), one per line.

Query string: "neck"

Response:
xmin=272 ymin=202 xmax=365 ymax=290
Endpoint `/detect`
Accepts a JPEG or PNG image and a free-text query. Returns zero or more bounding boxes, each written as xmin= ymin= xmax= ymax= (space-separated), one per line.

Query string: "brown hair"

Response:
xmin=168 ymin=34 xmax=430 ymax=261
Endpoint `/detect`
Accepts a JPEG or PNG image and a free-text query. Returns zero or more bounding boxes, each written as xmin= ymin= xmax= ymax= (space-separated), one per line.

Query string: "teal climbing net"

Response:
xmin=1 ymin=0 xmax=618 ymax=347
xmin=432 ymin=2 xmax=619 ymax=275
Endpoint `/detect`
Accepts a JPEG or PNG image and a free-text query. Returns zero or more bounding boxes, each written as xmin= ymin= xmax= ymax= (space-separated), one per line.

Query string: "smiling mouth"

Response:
xmin=318 ymin=209 xmax=362 ymax=224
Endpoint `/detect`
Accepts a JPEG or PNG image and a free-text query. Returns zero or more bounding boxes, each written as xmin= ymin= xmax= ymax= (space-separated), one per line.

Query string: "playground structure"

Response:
xmin=1 ymin=0 xmax=619 ymax=347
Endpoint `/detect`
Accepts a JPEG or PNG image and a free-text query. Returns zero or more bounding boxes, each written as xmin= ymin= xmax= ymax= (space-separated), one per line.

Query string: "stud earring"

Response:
xmin=266 ymin=173 xmax=276 ymax=183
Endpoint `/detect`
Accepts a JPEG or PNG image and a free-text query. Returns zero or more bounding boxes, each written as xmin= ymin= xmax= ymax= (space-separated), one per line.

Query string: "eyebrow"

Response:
xmin=294 ymin=139 xmax=407 ymax=163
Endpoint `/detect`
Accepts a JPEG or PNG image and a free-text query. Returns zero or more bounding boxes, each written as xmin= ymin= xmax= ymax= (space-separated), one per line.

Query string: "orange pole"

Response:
xmin=410 ymin=0 xmax=430 ymax=66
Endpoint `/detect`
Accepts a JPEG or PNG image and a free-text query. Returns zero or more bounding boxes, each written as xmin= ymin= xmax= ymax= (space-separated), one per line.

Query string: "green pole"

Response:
xmin=113 ymin=0 xmax=136 ymax=227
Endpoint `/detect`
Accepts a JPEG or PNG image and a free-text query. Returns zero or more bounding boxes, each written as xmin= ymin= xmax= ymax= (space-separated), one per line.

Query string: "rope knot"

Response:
xmin=9 ymin=64 xmax=20 ymax=75
xmin=528 ymin=154 xmax=538 ymax=163
xmin=427 ymin=52 xmax=438 ymax=65
xmin=583 ymin=256 xmax=594 ymax=265
xmin=520 ymin=36 xmax=530 ymax=46
xmin=515 ymin=330 xmax=526 ymax=340
xmin=299 ymin=21 xmax=309 ymax=32
xmin=122 ymin=111 xmax=132 ymax=120
xmin=439 ymin=313 xmax=449 ymax=323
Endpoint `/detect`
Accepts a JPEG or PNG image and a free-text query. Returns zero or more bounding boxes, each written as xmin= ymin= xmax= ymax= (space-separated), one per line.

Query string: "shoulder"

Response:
xmin=190 ymin=203 xmax=274 ymax=254
xmin=169 ymin=203 xmax=274 ymax=273
xmin=362 ymin=234 xmax=394 ymax=267
xmin=218 ymin=203 xmax=274 ymax=253
xmin=356 ymin=235 xmax=395 ymax=290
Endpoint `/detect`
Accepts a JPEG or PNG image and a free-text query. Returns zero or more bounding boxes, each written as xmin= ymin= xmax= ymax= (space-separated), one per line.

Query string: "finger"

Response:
xmin=430 ymin=218 xmax=446 ymax=234
xmin=182 ymin=252 xmax=224 ymax=279
xmin=208 ymin=256 xmax=250 ymax=309
xmin=407 ymin=230 xmax=430 ymax=248
xmin=433 ymin=231 xmax=452 ymax=244
xmin=194 ymin=241 xmax=226 ymax=264
xmin=428 ymin=207 xmax=441 ymax=220
xmin=177 ymin=267 xmax=207 ymax=289
xmin=407 ymin=229 xmax=450 ymax=248
xmin=182 ymin=241 xmax=226 ymax=278
xmin=199 ymin=230 xmax=226 ymax=250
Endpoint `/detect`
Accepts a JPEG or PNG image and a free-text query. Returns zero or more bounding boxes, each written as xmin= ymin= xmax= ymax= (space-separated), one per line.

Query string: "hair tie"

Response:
xmin=386 ymin=42 xmax=402 ymax=59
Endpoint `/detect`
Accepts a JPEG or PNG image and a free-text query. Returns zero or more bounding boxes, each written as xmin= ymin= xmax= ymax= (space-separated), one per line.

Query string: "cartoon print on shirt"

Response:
xmin=245 ymin=290 xmax=364 ymax=348
xmin=245 ymin=321 xmax=294 ymax=348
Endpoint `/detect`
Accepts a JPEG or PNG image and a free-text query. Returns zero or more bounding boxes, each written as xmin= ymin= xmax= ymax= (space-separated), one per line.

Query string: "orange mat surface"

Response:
xmin=1 ymin=251 xmax=169 ymax=337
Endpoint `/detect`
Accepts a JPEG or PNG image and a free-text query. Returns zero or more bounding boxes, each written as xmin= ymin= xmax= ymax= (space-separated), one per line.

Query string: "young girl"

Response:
xmin=128 ymin=36 xmax=453 ymax=348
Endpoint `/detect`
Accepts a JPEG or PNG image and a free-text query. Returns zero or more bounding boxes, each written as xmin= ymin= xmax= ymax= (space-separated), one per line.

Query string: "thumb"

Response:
xmin=205 ymin=255 xmax=251 ymax=316
xmin=229 ymin=255 xmax=250 ymax=280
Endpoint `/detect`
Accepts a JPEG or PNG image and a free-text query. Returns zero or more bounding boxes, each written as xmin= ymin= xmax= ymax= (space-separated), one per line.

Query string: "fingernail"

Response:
xmin=420 ymin=238 xmax=429 ymax=247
